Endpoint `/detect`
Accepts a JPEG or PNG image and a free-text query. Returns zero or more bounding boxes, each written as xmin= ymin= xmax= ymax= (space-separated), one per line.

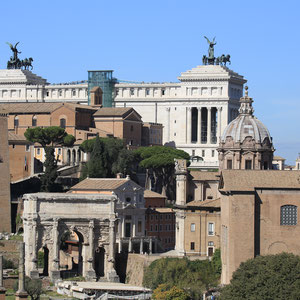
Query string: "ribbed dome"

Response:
xmin=221 ymin=87 xmax=272 ymax=144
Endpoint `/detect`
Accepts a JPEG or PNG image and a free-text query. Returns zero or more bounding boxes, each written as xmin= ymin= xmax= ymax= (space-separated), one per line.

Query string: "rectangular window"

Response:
xmin=159 ymin=225 xmax=162 ymax=231
xmin=146 ymin=88 xmax=150 ymax=96
xmin=130 ymin=88 xmax=134 ymax=96
xmin=155 ymin=225 xmax=158 ymax=232
xmin=14 ymin=118 xmax=19 ymax=127
xmin=58 ymin=148 xmax=62 ymax=155
xmin=281 ymin=205 xmax=297 ymax=225
xmin=162 ymin=89 xmax=165 ymax=96
xmin=212 ymin=150 xmax=215 ymax=157
xmin=202 ymin=150 xmax=205 ymax=157
xmin=32 ymin=118 xmax=37 ymax=127
xmin=208 ymin=222 xmax=214 ymax=236
xmin=72 ymin=90 xmax=76 ymax=96
xmin=245 ymin=160 xmax=252 ymax=169
xmin=192 ymin=150 xmax=195 ymax=156
xmin=191 ymin=223 xmax=196 ymax=232
xmin=150 ymin=225 xmax=153 ymax=231
xmin=46 ymin=91 xmax=49 ymax=97
xmin=227 ymin=159 xmax=232 ymax=169
xmin=60 ymin=118 xmax=66 ymax=129
xmin=37 ymin=148 xmax=41 ymax=155
xmin=190 ymin=242 xmax=195 ymax=250
xmin=138 ymin=221 xmax=142 ymax=232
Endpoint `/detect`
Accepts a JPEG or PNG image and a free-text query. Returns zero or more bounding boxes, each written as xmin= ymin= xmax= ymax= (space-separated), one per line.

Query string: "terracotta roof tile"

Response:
xmin=144 ymin=190 xmax=167 ymax=199
xmin=71 ymin=178 xmax=142 ymax=191
xmin=190 ymin=171 xmax=219 ymax=181
xmin=187 ymin=198 xmax=220 ymax=208
xmin=8 ymin=132 xmax=31 ymax=143
xmin=93 ymin=107 xmax=135 ymax=117
xmin=220 ymin=170 xmax=300 ymax=191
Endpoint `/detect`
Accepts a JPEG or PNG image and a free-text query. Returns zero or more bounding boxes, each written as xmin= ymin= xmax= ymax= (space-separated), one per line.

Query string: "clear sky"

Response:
xmin=0 ymin=0 xmax=299 ymax=164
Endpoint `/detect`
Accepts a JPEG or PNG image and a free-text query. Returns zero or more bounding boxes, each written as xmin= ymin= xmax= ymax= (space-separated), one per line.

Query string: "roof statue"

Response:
xmin=202 ymin=36 xmax=231 ymax=66
xmin=6 ymin=42 xmax=33 ymax=70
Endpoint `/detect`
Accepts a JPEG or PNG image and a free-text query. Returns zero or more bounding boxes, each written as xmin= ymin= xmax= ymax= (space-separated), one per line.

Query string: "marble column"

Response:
xmin=149 ymin=238 xmax=153 ymax=255
xmin=128 ymin=238 xmax=133 ymax=253
xmin=0 ymin=255 xmax=6 ymax=300
xmin=186 ymin=107 xmax=192 ymax=144
xmin=197 ymin=107 xmax=202 ymax=144
xmin=217 ymin=107 xmax=222 ymax=144
xmin=15 ymin=243 xmax=28 ymax=300
xmin=165 ymin=107 xmax=170 ymax=142
xmin=207 ymin=107 xmax=212 ymax=144
xmin=86 ymin=220 xmax=96 ymax=281
xmin=107 ymin=219 xmax=119 ymax=282
xmin=139 ymin=238 xmax=143 ymax=254
xmin=132 ymin=215 xmax=136 ymax=238
xmin=29 ymin=218 xmax=39 ymax=279
xmin=118 ymin=240 xmax=122 ymax=253
xmin=50 ymin=218 xmax=60 ymax=281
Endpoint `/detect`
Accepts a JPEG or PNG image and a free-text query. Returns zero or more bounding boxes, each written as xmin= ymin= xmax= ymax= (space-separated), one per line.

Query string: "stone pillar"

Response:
xmin=0 ymin=255 xmax=6 ymax=300
xmin=217 ymin=107 xmax=222 ymax=144
xmin=207 ymin=107 xmax=212 ymax=144
xmin=165 ymin=107 xmax=170 ymax=142
xmin=118 ymin=240 xmax=122 ymax=253
xmin=132 ymin=215 xmax=136 ymax=238
xmin=149 ymin=238 xmax=153 ymax=255
xmin=107 ymin=219 xmax=119 ymax=282
xmin=175 ymin=210 xmax=185 ymax=256
xmin=29 ymin=219 xmax=39 ymax=279
xmin=197 ymin=107 xmax=202 ymax=144
xmin=50 ymin=218 xmax=60 ymax=282
xmin=140 ymin=238 xmax=143 ymax=254
xmin=86 ymin=220 xmax=96 ymax=281
xmin=186 ymin=107 xmax=192 ymax=144
xmin=15 ymin=243 xmax=28 ymax=300
xmin=128 ymin=238 xmax=133 ymax=253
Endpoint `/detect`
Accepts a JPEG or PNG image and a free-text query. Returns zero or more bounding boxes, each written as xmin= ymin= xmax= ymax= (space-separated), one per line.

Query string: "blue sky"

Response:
xmin=1 ymin=0 xmax=299 ymax=164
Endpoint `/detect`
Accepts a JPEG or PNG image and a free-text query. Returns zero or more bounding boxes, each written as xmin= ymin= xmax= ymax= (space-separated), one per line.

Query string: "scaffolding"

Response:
xmin=88 ymin=70 xmax=117 ymax=107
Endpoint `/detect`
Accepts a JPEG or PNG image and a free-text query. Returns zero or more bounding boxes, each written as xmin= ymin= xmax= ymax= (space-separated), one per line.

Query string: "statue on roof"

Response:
xmin=6 ymin=42 xmax=34 ymax=70
xmin=204 ymin=36 xmax=216 ymax=59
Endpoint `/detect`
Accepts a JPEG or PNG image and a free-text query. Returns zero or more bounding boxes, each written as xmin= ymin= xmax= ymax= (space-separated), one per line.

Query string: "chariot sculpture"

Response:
xmin=6 ymin=42 xmax=34 ymax=70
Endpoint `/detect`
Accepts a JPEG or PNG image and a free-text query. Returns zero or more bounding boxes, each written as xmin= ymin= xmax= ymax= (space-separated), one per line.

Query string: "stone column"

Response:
xmin=118 ymin=240 xmax=122 ymax=253
xmin=197 ymin=107 xmax=202 ymax=144
xmin=107 ymin=219 xmax=119 ymax=282
xmin=132 ymin=215 xmax=136 ymax=238
xmin=217 ymin=107 xmax=222 ymax=144
xmin=50 ymin=218 xmax=60 ymax=281
xmin=15 ymin=243 xmax=28 ymax=300
xmin=165 ymin=107 xmax=170 ymax=142
xmin=29 ymin=219 xmax=39 ymax=279
xmin=207 ymin=107 xmax=212 ymax=144
xmin=149 ymin=238 xmax=153 ymax=255
xmin=0 ymin=255 xmax=6 ymax=300
xmin=86 ymin=220 xmax=96 ymax=281
xmin=128 ymin=238 xmax=133 ymax=253
xmin=186 ymin=107 xmax=192 ymax=144
xmin=139 ymin=238 xmax=143 ymax=254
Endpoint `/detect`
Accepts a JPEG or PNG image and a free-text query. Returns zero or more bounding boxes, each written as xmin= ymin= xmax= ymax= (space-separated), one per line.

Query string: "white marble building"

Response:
xmin=114 ymin=65 xmax=247 ymax=168
xmin=0 ymin=65 xmax=247 ymax=168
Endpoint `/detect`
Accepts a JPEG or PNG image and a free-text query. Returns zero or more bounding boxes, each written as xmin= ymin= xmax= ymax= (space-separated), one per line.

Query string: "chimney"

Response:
xmin=116 ymin=173 xmax=123 ymax=179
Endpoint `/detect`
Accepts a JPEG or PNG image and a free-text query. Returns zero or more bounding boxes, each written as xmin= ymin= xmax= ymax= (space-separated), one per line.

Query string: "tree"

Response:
xmin=24 ymin=126 xmax=75 ymax=192
xmin=143 ymin=257 xmax=220 ymax=300
xmin=80 ymin=136 xmax=136 ymax=178
xmin=153 ymin=284 xmax=190 ymax=300
xmin=134 ymin=146 xmax=190 ymax=199
xmin=14 ymin=276 xmax=43 ymax=300
xmin=220 ymin=252 xmax=300 ymax=300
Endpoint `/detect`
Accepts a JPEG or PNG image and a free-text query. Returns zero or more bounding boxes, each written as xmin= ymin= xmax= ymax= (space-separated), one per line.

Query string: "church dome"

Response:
xmin=221 ymin=86 xmax=272 ymax=144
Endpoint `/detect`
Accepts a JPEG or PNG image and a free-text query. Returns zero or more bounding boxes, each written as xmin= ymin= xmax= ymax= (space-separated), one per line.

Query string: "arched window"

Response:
xmin=281 ymin=205 xmax=297 ymax=225
xmin=60 ymin=118 xmax=66 ymax=129
xmin=32 ymin=115 xmax=37 ymax=127
xmin=14 ymin=116 xmax=19 ymax=127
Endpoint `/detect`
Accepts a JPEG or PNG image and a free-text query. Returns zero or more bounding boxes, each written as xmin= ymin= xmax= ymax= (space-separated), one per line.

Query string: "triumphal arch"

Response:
xmin=22 ymin=193 xmax=119 ymax=282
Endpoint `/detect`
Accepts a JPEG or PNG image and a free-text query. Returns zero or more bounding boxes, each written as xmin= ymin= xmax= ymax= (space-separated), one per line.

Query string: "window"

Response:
xmin=59 ymin=90 xmax=62 ymax=97
xmin=130 ymin=125 xmax=134 ymax=132
xmin=212 ymin=150 xmax=215 ymax=157
xmin=281 ymin=205 xmax=297 ymax=225
xmin=190 ymin=223 xmax=196 ymax=232
xmin=192 ymin=150 xmax=195 ymax=156
xmin=245 ymin=160 xmax=252 ymax=169
xmin=60 ymin=118 xmax=66 ymax=129
xmin=58 ymin=148 xmax=62 ymax=155
xmin=208 ymin=222 xmax=214 ymax=236
xmin=32 ymin=116 xmax=37 ymax=127
xmin=150 ymin=225 xmax=153 ymax=231
xmin=37 ymin=148 xmax=41 ymax=155
xmin=72 ymin=90 xmax=76 ymax=96
xmin=202 ymin=150 xmax=205 ymax=157
xmin=115 ymin=88 xmax=119 ymax=96
xmin=46 ymin=91 xmax=49 ymax=97
xmin=130 ymin=88 xmax=134 ymax=96
xmin=174 ymin=133 xmax=176 ymax=136
xmin=162 ymin=89 xmax=165 ymax=96
xmin=25 ymin=145 xmax=30 ymax=152
xmin=227 ymin=159 xmax=232 ymax=169
xmin=159 ymin=225 xmax=162 ymax=231
xmin=190 ymin=242 xmax=195 ymax=250
xmin=146 ymin=89 xmax=150 ymax=96
xmin=14 ymin=116 xmax=19 ymax=127
xmin=138 ymin=221 xmax=142 ymax=232
xmin=126 ymin=197 xmax=131 ymax=203
xmin=155 ymin=225 xmax=158 ymax=232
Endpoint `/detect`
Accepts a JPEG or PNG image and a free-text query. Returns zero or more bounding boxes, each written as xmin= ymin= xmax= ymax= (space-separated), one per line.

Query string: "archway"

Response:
xmin=59 ymin=230 xmax=84 ymax=279
xmin=37 ymin=246 xmax=49 ymax=276
xmin=72 ymin=150 xmax=76 ymax=165
xmin=77 ymin=149 xmax=81 ymax=163
xmin=94 ymin=247 xmax=105 ymax=279
xmin=67 ymin=150 xmax=71 ymax=165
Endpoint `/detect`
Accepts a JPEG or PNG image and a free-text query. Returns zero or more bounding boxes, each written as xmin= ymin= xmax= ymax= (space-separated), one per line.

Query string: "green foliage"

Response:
xmin=211 ymin=248 xmax=222 ymax=275
xmin=220 ymin=252 xmax=300 ymax=300
xmin=134 ymin=146 xmax=190 ymax=199
xmin=38 ymin=251 xmax=44 ymax=268
xmin=3 ymin=257 xmax=15 ymax=269
xmin=153 ymin=284 xmax=190 ymax=300
xmin=143 ymin=257 xmax=220 ymax=299
xmin=14 ymin=276 xmax=43 ymax=300
xmin=80 ymin=136 xmax=136 ymax=178
xmin=25 ymin=126 xmax=75 ymax=192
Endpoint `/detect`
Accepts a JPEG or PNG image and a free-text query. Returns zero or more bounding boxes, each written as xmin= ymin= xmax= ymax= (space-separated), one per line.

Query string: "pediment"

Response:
xmin=124 ymin=111 xmax=142 ymax=122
